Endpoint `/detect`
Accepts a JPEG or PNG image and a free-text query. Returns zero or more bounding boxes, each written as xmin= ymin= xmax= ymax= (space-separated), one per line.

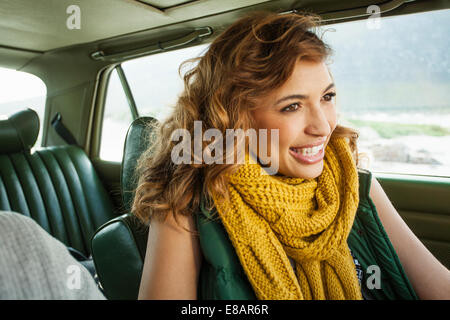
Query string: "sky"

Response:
xmin=0 ymin=67 xmax=47 ymax=104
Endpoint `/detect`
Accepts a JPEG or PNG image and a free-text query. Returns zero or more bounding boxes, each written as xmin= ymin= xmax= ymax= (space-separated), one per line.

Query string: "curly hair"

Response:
xmin=132 ymin=11 xmax=359 ymax=229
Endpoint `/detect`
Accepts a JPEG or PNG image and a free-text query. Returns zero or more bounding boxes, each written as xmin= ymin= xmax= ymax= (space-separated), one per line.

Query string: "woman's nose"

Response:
xmin=304 ymin=104 xmax=331 ymax=137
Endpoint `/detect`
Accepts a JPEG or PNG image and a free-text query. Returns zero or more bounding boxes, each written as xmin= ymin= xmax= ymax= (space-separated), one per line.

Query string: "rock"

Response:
xmin=366 ymin=142 xmax=441 ymax=165
xmin=371 ymin=142 xmax=410 ymax=162
xmin=408 ymin=149 xmax=441 ymax=164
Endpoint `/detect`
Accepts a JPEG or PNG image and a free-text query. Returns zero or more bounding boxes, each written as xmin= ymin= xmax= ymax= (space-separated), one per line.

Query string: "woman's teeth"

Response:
xmin=290 ymin=144 xmax=324 ymax=156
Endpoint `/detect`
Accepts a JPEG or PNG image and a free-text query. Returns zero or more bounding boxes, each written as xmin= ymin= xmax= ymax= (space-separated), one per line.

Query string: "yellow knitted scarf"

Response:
xmin=211 ymin=136 xmax=362 ymax=300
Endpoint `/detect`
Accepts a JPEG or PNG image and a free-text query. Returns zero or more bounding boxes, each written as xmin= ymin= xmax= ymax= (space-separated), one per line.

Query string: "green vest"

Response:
xmin=195 ymin=169 xmax=419 ymax=300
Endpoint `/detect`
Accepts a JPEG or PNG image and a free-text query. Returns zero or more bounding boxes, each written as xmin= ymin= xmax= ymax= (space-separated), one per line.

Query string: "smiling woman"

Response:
xmin=132 ymin=11 xmax=450 ymax=300
xmin=1 ymin=0 xmax=449 ymax=305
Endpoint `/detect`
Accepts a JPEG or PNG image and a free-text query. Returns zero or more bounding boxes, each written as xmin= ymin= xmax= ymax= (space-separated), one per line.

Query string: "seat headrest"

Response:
xmin=121 ymin=117 xmax=159 ymax=213
xmin=0 ymin=108 xmax=40 ymax=154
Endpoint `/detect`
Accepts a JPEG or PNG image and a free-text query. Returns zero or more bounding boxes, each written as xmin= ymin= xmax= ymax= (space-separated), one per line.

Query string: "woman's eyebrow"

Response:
xmin=274 ymin=82 xmax=335 ymax=105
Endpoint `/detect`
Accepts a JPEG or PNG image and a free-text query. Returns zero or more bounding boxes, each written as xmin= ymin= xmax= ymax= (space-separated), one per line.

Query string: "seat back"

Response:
xmin=121 ymin=116 xmax=159 ymax=213
xmin=0 ymin=109 xmax=116 ymax=257
xmin=91 ymin=116 xmax=157 ymax=299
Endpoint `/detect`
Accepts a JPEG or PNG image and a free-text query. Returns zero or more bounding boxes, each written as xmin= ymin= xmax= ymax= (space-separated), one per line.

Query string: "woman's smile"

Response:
xmin=288 ymin=143 xmax=325 ymax=164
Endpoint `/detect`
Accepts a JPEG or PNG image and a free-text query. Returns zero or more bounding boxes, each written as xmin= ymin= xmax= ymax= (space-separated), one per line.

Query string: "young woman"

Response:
xmin=132 ymin=12 xmax=450 ymax=300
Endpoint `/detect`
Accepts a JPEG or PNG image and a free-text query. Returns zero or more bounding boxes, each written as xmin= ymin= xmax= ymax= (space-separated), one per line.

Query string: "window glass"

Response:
xmin=99 ymin=68 xmax=134 ymax=162
xmin=323 ymin=9 xmax=450 ymax=177
xmin=99 ymin=45 xmax=207 ymax=162
xmin=0 ymin=67 xmax=47 ymax=149
xmin=95 ymin=44 xmax=207 ymax=162
xmin=122 ymin=44 xmax=208 ymax=122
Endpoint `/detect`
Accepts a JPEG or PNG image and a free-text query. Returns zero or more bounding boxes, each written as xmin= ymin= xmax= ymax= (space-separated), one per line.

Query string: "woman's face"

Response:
xmin=251 ymin=59 xmax=337 ymax=179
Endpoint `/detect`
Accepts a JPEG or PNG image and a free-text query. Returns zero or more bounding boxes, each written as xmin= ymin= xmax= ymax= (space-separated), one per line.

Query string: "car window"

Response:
xmin=99 ymin=44 xmax=208 ymax=162
xmin=99 ymin=68 xmax=134 ymax=162
xmin=122 ymin=44 xmax=208 ymax=121
xmin=0 ymin=67 xmax=47 ymax=150
xmin=323 ymin=9 xmax=450 ymax=177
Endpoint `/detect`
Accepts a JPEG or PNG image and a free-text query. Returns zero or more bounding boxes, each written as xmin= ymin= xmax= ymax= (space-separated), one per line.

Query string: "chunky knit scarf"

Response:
xmin=211 ymin=136 xmax=362 ymax=300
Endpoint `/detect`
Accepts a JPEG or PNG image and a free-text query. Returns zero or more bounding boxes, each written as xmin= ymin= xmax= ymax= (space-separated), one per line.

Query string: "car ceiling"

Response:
xmin=1 ymin=0 xmax=278 ymax=52
xmin=0 ymin=0 xmax=448 ymax=70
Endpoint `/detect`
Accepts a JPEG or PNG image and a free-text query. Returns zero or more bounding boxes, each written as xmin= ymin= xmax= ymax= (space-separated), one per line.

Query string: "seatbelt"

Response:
xmin=51 ymin=112 xmax=78 ymax=145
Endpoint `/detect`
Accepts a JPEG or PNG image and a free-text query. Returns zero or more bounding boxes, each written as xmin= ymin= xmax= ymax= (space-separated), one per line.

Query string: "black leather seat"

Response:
xmin=0 ymin=109 xmax=117 ymax=258
xmin=91 ymin=117 xmax=157 ymax=300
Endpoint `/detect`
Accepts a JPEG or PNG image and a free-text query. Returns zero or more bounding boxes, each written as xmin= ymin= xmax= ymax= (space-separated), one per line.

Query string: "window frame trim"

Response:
xmin=116 ymin=64 xmax=139 ymax=120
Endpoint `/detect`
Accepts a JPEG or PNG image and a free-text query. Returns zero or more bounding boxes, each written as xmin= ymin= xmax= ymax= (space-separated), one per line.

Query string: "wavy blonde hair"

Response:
xmin=132 ymin=11 xmax=359 ymax=228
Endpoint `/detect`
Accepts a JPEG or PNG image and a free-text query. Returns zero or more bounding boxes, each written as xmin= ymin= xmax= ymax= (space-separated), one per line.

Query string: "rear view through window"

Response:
xmin=324 ymin=9 xmax=450 ymax=177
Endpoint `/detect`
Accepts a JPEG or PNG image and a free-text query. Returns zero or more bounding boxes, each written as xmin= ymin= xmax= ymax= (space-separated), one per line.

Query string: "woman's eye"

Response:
xmin=323 ymin=92 xmax=336 ymax=102
xmin=281 ymin=103 xmax=300 ymax=112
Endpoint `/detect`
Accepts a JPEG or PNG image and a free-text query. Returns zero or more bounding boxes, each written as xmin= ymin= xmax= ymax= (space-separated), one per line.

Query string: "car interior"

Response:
xmin=0 ymin=0 xmax=449 ymax=300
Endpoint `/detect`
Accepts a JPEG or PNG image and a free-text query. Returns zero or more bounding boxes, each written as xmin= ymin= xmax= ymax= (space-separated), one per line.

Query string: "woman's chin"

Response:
xmin=282 ymin=160 xmax=324 ymax=179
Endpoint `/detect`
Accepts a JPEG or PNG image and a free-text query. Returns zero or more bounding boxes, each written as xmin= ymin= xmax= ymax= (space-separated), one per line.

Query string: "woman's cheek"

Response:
xmin=328 ymin=104 xmax=338 ymax=130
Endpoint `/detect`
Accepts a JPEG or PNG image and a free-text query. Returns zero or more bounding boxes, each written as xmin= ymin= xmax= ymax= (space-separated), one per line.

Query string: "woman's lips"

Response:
xmin=288 ymin=144 xmax=325 ymax=164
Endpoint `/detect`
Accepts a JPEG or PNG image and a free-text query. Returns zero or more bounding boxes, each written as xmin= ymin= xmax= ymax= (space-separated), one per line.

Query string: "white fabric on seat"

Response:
xmin=0 ymin=211 xmax=105 ymax=300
